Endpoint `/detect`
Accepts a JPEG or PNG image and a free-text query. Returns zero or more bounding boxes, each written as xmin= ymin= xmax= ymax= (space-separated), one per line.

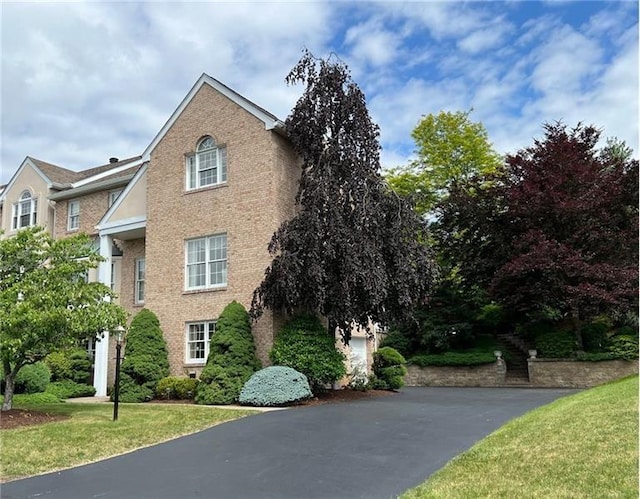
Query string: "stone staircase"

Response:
xmin=496 ymin=333 xmax=535 ymax=386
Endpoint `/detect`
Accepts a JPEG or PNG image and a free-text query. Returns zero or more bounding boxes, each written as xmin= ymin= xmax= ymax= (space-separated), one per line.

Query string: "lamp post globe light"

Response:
xmin=112 ymin=325 xmax=126 ymax=421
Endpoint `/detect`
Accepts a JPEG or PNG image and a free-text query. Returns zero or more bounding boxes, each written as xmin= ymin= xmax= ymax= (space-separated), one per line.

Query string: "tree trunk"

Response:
xmin=571 ymin=308 xmax=584 ymax=351
xmin=2 ymin=373 xmax=16 ymax=411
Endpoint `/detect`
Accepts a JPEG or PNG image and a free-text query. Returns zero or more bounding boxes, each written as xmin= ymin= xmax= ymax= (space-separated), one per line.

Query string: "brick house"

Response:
xmin=1 ymin=74 xmax=376 ymax=396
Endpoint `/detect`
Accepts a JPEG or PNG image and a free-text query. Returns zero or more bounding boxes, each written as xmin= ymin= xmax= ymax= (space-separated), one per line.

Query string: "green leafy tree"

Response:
xmin=117 ymin=308 xmax=170 ymax=403
xmin=438 ymin=123 xmax=639 ymax=345
xmin=195 ymin=301 xmax=261 ymax=405
xmin=0 ymin=227 xmax=127 ymax=410
xmin=387 ymin=110 xmax=502 ymax=215
xmin=251 ymin=51 xmax=437 ymax=341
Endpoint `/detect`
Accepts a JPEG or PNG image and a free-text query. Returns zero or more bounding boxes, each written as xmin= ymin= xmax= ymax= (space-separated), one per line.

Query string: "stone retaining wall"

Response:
xmin=405 ymin=361 xmax=506 ymax=387
xmin=405 ymin=359 xmax=638 ymax=388
xmin=527 ymin=359 xmax=638 ymax=388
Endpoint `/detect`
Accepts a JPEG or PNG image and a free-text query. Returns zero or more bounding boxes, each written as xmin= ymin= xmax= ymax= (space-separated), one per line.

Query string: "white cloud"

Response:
xmin=1 ymin=1 xmax=637 ymax=186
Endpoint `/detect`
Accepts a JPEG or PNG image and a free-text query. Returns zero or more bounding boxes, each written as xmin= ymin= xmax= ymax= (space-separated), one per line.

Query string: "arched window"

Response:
xmin=12 ymin=190 xmax=38 ymax=230
xmin=186 ymin=136 xmax=227 ymax=190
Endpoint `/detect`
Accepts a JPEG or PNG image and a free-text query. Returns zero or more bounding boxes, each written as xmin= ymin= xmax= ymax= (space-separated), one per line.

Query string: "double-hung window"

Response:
xmin=185 ymin=234 xmax=227 ymax=290
xmin=135 ymin=258 xmax=146 ymax=304
xmin=11 ymin=191 xmax=37 ymax=230
xmin=186 ymin=321 xmax=216 ymax=363
xmin=68 ymin=200 xmax=80 ymax=230
xmin=186 ymin=136 xmax=227 ymax=190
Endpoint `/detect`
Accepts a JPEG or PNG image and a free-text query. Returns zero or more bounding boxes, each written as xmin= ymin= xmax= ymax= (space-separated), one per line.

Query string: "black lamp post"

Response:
xmin=112 ymin=325 xmax=125 ymax=421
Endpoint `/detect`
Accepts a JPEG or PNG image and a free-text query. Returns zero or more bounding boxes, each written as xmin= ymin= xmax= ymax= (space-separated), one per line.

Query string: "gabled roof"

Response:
xmin=29 ymin=157 xmax=81 ymax=185
xmin=141 ymin=73 xmax=286 ymax=161
xmin=0 ymin=155 xmax=143 ymax=204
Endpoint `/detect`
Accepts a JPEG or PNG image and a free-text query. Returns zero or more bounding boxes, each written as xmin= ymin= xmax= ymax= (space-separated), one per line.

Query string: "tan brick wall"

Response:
xmin=1 ymin=165 xmax=50 ymax=238
xmin=528 ymin=359 xmax=638 ymax=388
xmin=143 ymin=84 xmax=298 ymax=375
xmin=54 ymin=190 xmax=110 ymax=238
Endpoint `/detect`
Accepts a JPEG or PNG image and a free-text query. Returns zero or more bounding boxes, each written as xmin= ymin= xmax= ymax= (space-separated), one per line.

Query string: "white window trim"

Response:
xmin=135 ymin=258 xmax=145 ymax=304
xmin=68 ymin=200 xmax=80 ymax=231
xmin=185 ymin=321 xmax=216 ymax=364
xmin=185 ymin=137 xmax=227 ymax=191
xmin=108 ymin=189 xmax=123 ymax=207
xmin=184 ymin=234 xmax=227 ymax=291
xmin=12 ymin=191 xmax=38 ymax=230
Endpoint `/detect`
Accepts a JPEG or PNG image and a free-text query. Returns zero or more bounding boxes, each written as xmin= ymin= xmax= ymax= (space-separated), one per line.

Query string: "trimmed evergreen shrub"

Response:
xmin=156 ymin=376 xmax=199 ymax=400
xmin=606 ymin=335 xmax=639 ymax=360
xmin=239 ymin=366 xmax=312 ymax=406
xmin=535 ymin=330 xmax=576 ymax=358
xmin=45 ymin=351 xmax=73 ymax=381
xmin=46 ymin=380 xmax=96 ymax=399
xmin=68 ymin=349 xmax=93 ymax=384
xmin=117 ymin=308 xmax=170 ymax=403
xmin=372 ymin=347 xmax=407 ymax=391
xmin=270 ymin=314 xmax=346 ymax=394
xmin=195 ymin=301 xmax=261 ymax=405
xmin=14 ymin=362 xmax=51 ymax=394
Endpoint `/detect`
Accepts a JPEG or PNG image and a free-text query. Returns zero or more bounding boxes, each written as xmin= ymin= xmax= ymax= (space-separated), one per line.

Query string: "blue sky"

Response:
xmin=1 ymin=1 xmax=638 ymax=185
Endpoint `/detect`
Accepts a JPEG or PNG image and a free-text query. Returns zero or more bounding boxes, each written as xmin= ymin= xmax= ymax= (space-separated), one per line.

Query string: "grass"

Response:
xmin=0 ymin=400 xmax=257 ymax=482
xmin=403 ymin=375 xmax=639 ymax=498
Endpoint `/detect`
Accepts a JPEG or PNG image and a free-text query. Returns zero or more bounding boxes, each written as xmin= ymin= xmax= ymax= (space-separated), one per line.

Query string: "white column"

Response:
xmin=93 ymin=234 xmax=113 ymax=397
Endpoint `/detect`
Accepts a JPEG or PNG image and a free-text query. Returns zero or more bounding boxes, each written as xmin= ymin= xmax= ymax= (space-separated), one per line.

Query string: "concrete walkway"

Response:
xmin=3 ymin=387 xmax=577 ymax=499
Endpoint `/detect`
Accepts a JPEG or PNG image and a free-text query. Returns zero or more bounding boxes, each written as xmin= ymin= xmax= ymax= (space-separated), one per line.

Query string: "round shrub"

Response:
xmin=15 ymin=362 xmax=51 ymax=394
xmin=195 ymin=301 xmax=261 ymax=405
xmin=117 ymin=308 xmax=170 ymax=403
xmin=45 ymin=351 xmax=73 ymax=381
xmin=46 ymin=380 xmax=96 ymax=399
xmin=372 ymin=347 xmax=407 ymax=391
xmin=606 ymin=335 xmax=639 ymax=360
xmin=239 ymin=366 xmax=312 ymax=406
xmin=535 ymin=330 xmax=576 ymax=358
xmin=270 ymin=314 xmax=346 ymax=394
xmin=156 ymin=376 xmax=199 ymax=400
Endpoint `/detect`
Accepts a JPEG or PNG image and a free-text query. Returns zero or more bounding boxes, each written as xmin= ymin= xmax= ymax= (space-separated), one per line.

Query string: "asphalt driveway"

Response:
xmin=2 ymin=387 xmax=577 ymax=499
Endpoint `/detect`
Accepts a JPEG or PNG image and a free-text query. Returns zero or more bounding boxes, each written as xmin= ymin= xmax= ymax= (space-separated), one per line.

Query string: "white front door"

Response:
xmin=350 ymin=337 xmax=368 ymax=376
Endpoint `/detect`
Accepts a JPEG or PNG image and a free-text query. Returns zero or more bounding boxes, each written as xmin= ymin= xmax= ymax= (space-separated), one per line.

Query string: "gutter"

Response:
xmin=48 ymin=174 xmax=136 ymax=201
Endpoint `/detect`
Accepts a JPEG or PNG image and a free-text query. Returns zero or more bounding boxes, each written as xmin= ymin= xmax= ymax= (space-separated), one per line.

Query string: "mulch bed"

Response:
xmin=0 ymin=409 xmax=69 ymax=430
xmin=1 ymin=389 xmax=394 ymax=429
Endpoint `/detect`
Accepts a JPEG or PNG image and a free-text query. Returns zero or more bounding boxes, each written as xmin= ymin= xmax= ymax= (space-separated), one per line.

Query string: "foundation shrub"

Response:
xmin=12 ymin=362 xmax=51 ymax=394
xmin=45 ymin=348 xmax=92 ymax=384
xmin=535 ymin=330 xmax=576 ymax=358
xmin=117 ymin=308 xmax=170 ymax=403
xmin=372 ymin=347 xmax=407 ymax=391
xmin=270 ymin=314 xmax=346 ymax=394
xmin=46 ymin=380 xmax=96 ymax=399
xmin=239 ymin=366 xmax=312 ymax=406
xmin=68 ymin=349 xmax=92 ymax=384
xmin=44 ymin=351 xmax=73 ymax=381
xmin=195 ymin=301 xmax=261 ymax=405
xmin=156 ymin=376 xmax=199 ymax=400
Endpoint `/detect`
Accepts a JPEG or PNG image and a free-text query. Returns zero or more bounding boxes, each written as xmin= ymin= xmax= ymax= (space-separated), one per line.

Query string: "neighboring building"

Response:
xmin=1 ymin=74 xmax=378 ymax=396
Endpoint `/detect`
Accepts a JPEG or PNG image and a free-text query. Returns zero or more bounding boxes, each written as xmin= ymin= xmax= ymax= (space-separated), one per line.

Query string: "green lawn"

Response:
xmin=0 ymin=401 xmax=257 ymax=482
xmin=403 ymin=375 xmax=639 ymax=498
